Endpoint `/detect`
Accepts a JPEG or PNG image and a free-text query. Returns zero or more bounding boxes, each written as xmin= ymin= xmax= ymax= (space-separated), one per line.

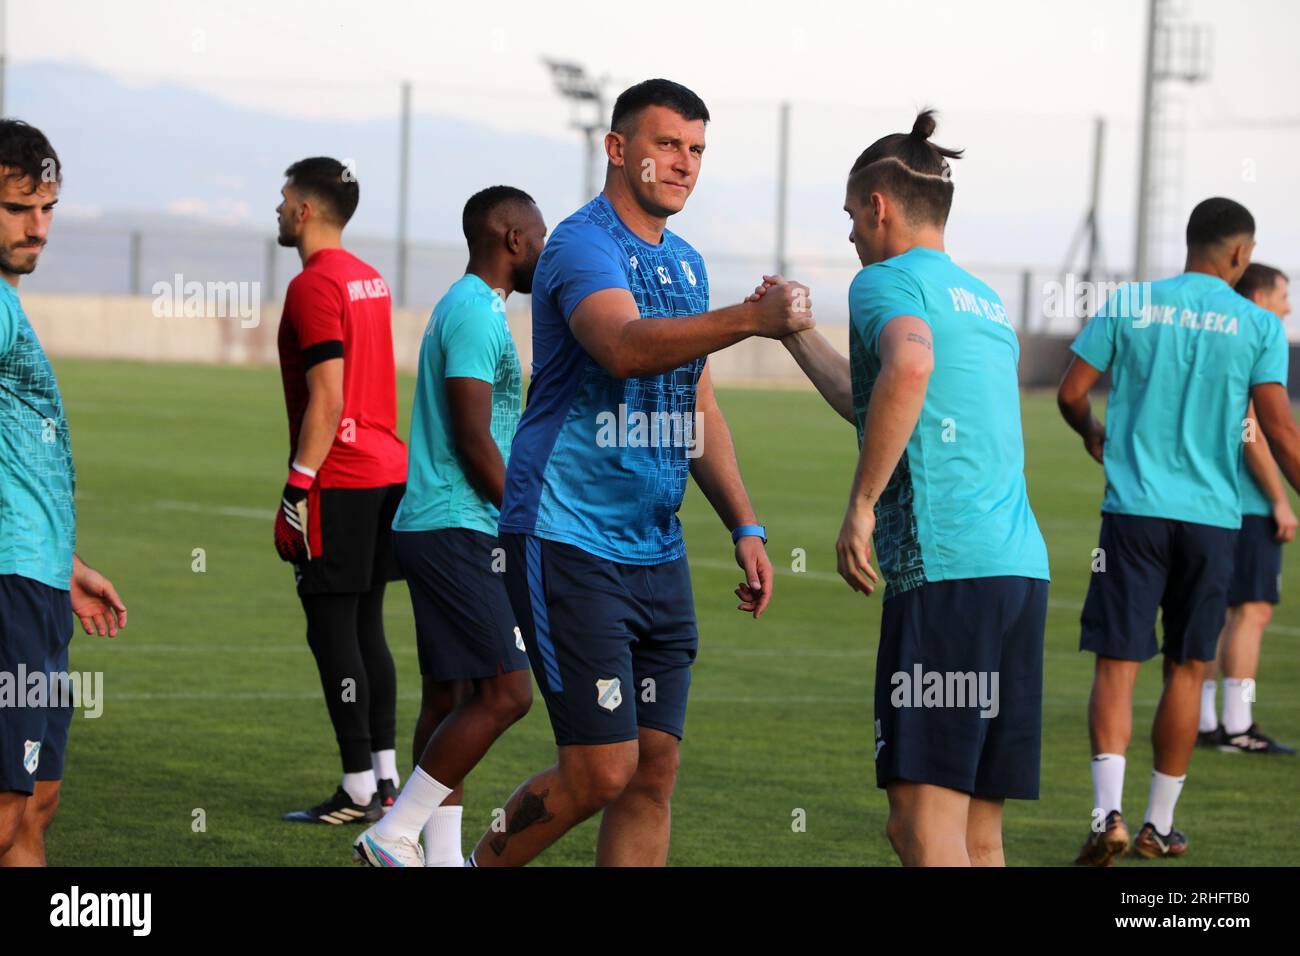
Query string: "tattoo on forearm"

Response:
xmin=488 ymin=787 xmax=555 ymax=856
xmin=905 ymin=333 xmax=932 ymax=350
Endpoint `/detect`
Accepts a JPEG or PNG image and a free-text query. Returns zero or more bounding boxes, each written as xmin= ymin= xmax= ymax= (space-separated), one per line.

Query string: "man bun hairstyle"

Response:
xmin=847 ymin=109 xmax=963 ymax=227
xmin=284 ymin=157 xmax=360 ymax=227
xmin=910 ymin=111 xmax=938 ymax=140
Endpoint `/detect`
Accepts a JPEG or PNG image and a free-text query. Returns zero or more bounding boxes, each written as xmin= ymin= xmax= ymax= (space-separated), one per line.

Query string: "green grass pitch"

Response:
xmin=45 ymin=357 xmax=1299 ymax=866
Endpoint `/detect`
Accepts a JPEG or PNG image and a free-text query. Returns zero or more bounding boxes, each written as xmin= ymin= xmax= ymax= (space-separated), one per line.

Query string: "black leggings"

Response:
xmin=300 ymin=583 xmax=397 ymax=774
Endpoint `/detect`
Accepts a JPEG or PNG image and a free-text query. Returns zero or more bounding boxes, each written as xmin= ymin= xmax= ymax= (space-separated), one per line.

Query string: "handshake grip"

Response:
xmin=747 ymin=275 xmax=815 ymax=338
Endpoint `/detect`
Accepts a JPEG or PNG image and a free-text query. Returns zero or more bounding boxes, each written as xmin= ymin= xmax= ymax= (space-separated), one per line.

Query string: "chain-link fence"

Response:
xmin=14 ymin=66 xmax=1299 ymax=339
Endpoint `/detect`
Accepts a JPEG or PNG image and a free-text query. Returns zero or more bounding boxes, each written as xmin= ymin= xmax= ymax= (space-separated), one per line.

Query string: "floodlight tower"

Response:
xmin=1134 ymin=0 xmax=1212 ymax=281
xmin=543 ymin=58 xmax=607 ymax=204
xmin=1061 ymin=117 xmax=1108 ymax=287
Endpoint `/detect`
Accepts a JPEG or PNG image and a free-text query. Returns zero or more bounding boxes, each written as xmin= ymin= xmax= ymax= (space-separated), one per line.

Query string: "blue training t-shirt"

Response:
xmin=0 ymin=282 xmax=76 ymax=590
xmin=849 ymin=247 xmax=1050 ymax=599
xmin=1070 ymin=272 xmax=1288 ymax=529
xmin=499 ymin=193 xmax=709 ymax=564
xmin=392 ymin=273 xmax=522 ymax=537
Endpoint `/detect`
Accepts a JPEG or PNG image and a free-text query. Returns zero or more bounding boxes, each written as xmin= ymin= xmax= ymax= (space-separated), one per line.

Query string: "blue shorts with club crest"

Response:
xmin=1 ymin=575 xmax=74 ymax=794
xmin=501 ymin=533 xmax=698 ymax=746
xmin=873 ymin=576 xmax=1048 ymax=800
xmin=393 ymin=528 xmax=529 ymax=681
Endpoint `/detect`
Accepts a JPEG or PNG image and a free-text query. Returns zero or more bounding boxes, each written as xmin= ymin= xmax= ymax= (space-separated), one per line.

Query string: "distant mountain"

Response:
xmin=7 ymin=61 xmax=587 ymax=244
xmin=9 ymin=61 xmax=794 ymax=306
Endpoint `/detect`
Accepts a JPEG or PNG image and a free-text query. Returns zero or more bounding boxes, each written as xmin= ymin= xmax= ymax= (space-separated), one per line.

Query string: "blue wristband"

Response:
xmin=732 ymin=524 xmax=767 ymax=545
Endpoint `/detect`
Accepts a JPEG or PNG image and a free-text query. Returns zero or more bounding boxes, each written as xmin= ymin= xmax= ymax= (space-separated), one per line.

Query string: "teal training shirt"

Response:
xmin=393 ymin=274 xmax=522 ymax=536
xmin=1070 ymin=272 xmax=1288 ymax=529
xmin=1238 ymin=308 xmax=1287 ymax=518
xmin=1239 ymin=453 xmax=1276 ymax=519
xmin=0 ymin=282 xmax=76 ymax=590
xmin=849 ymin=247 xmax=1050 ymax=599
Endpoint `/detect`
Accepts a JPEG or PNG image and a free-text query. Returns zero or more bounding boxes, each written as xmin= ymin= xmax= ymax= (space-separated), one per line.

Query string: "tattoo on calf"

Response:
xmin=488 ymin=787 xmax=555 ymax=856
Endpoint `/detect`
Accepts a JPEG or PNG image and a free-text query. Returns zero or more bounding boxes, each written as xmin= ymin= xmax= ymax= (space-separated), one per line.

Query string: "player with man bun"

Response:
xmin=772 ymin=110 xmax=1051 ymax=866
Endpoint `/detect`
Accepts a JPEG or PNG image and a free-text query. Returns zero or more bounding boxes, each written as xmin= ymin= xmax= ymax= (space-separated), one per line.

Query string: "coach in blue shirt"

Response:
xmin=465 ymin=79 xmax=814 ymax=868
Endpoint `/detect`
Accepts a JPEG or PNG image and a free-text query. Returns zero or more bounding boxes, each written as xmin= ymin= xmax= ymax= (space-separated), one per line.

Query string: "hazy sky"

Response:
xmin=12 ymin=0 xmax=1299 ymax=125
xmin=10 ymin=0 xmax=1300 ymax=280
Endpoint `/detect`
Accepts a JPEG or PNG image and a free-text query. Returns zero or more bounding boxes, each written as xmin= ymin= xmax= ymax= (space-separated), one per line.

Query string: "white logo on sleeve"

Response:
xmin=596 ymin=677 xmax=623 ymax=712
xmin=681 ymin=260 xmax=697 ymax=286
xmin=514 ymin=626 xmax=526 ymax=652
xmin=23 ymin=740 xmax=40 ymax=775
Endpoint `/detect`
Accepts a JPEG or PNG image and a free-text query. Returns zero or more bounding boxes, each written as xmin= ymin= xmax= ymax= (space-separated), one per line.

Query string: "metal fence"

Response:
xmin=15 ymin=65 xmax=1298 ymax=336
xmin=26 ymin=219 xmax=1139 ymax=338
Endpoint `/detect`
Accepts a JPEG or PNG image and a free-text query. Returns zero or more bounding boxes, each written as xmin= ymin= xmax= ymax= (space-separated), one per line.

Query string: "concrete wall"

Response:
xmin=21 ymin=292 xmax=845 ymax=389
xmin=23 ymin=293 xmax=1300 ymax=392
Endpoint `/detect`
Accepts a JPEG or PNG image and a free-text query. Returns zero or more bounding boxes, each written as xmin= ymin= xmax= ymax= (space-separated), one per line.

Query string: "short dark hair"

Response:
xmin=462 ymin=185 xmax=536 ymax=248
xmin=610 ymin=79 xmax=709 ymax=136
xmin=1236 ymin=262 xmax=1288 ymax=300
xmin=847 ymin=109 xmax=963 ymax=227
xmin=284 ymin=157 xmax=359 ymax=226
xmin=0 ymin=119 xmax=61 ymax=190
xmin=1186 ymin=197 xmax=1254 ymax=250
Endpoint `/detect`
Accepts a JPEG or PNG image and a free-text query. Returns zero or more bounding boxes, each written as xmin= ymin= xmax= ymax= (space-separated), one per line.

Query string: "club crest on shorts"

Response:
xmin=514 ymin=626 xmax=526 ymax=652
xmin=23 ymin=740 xmax=40 ymax=775
xmin=596 ymin=677 xmax=622 ymax=712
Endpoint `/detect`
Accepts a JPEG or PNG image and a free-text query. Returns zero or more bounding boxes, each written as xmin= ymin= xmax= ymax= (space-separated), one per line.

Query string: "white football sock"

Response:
xmin=342 ymin=770 xmax=377 ymax=805
xmin=374 ymin=766 xmax=450 ymax=842
xmin=372 ymin=749 xmax=400 ymax=786
xmin=1144 ymin=770 xmax=1185 ymax=835
xmin=1198 ymin=680 xmax=1218 ymax=733
xmin=423 ymin=805 xmax=464 ymax=867
xmin=1090 ymin=753 xmax=1126 ymax=816
xmin=1222 ymin=678 xmax=1252 ymax=735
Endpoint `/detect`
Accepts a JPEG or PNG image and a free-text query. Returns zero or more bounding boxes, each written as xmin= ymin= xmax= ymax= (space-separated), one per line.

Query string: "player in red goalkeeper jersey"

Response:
xmin=272 ymin=157 xmax=409 ymax=825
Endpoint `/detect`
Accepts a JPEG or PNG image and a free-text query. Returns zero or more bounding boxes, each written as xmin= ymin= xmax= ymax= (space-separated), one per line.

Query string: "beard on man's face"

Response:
xmin=514 ymin=257 xmax=541 ymax=295
xmin=276 ymin=222 xmax=299 ymax=248
xmin=0 ymin=241 xmax=44 ymax=275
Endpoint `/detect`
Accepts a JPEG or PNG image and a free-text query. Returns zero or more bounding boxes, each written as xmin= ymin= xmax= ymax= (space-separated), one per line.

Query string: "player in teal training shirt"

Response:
xmin=354 ymin=187 xmax=545 ymax=868
xmin=1198 ymin=262 xmax=1296 ymax=756
xmin=1060 ymin=198 xmax=1300 ymax=864
xmin=392 ymin=272 xmax=524 ymax=538
xmin=773 ymin=110 xmax=1050 ymax=866
xmin=0 ymin=119 xmax=127 ymax=867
